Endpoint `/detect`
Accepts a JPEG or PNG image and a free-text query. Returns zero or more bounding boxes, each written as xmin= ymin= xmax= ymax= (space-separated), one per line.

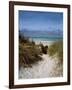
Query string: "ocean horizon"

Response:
xmin=20 ymin=30 xmax=63 ymax=42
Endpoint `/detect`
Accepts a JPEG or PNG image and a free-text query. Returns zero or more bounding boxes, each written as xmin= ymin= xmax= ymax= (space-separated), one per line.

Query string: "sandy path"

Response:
xmin=19 ymin=54 xmax=63 ymax=79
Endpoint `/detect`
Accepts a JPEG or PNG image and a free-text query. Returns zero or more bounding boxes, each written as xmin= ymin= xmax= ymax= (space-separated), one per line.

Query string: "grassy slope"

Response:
xmin=48 ymin=41 xmax=63 ymax=62
xmin=19 ymin=33 xmax=42 ymax=68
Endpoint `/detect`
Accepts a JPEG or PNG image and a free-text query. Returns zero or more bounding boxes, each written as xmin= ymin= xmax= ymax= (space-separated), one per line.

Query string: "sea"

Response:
xmin=21 ymin=30 xmax=63 ymax=45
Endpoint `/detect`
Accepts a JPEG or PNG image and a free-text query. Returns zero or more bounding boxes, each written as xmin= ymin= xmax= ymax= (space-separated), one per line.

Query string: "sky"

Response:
xmin=19 ymin=10 xmax=63 ymax=32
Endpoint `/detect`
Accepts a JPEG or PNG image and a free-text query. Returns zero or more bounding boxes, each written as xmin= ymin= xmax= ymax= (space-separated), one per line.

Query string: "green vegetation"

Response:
xmin=48 ymin=41 xmax=63 ymax=62
xmin=19 ymin=32 xmax=42 ymax=68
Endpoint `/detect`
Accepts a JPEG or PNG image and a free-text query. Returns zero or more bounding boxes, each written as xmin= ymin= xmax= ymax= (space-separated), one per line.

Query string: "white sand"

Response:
xmin=19 ymin=54 xmax=63 ymax=79
xmin=34 ymin=40 xmax=55 ymax=46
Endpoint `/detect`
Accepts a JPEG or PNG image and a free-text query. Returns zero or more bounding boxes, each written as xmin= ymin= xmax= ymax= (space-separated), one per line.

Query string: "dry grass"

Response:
xmin=48 ymin=40 xmax=63 ymax=62
xmin=19 ymin=32 xmax=42 ymax=68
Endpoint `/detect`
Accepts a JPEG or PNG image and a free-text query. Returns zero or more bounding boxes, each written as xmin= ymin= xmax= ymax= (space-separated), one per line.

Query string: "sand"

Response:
xmin=19 ymin=40 xmax=63 ymax=79
xmin=34 ymin=40 xmax=55 ymax=46
xmin=19 ymin=54 xmax=63 ymax=79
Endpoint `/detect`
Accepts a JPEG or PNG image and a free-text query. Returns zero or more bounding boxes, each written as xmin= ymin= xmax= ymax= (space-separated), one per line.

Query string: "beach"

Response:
xmin=19 ymin=39 xmax=63 ymax=79
xmin=19 ymin=11 xmax=63 ymax=79
xmin=34 ymin=40 xmax=55 ymax=46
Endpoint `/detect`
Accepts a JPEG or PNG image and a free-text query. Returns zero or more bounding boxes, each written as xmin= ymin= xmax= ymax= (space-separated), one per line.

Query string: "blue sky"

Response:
xmin=19 ymin=10 xmax=63 ymax=32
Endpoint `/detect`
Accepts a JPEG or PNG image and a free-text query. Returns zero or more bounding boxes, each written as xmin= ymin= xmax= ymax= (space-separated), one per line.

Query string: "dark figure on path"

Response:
xmin=40 ymin=44 xmax=48 ymax=54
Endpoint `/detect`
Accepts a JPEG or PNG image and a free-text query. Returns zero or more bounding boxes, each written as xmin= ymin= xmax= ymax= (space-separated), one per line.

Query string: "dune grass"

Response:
xmin=19 ymin=32 xmax=42 ymax=68
xmin=48 ymin=40 xmax=63 ymax=62
xmin=19 ymin=30 xmax=63 ymax=68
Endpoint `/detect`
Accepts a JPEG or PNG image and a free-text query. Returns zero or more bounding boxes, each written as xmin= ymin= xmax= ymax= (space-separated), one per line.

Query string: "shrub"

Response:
xmin=40 ymin=44 xmax=48 ymax=54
